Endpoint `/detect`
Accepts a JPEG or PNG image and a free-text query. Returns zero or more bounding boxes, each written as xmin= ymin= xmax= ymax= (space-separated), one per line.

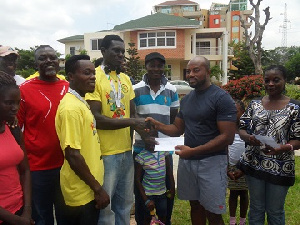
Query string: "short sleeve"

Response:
xmin=170 ymin=92 xmax=180 ymax=108
xmin=216 ymin=93 xmax=237 ymax=122
xmin=125 ymin=75 xmax=135 ymax=101
xmin=57 ymin=109 xmax=84 ymax=151
xmin=135 ymin=153 xmax=145 ymax=166
xmin=289 ymin=103 xmax=300 ymax=140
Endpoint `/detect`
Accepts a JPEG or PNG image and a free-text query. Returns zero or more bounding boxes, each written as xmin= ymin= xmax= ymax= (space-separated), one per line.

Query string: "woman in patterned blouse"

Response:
xmin=238 ymin=65 xmax=300 ymax=225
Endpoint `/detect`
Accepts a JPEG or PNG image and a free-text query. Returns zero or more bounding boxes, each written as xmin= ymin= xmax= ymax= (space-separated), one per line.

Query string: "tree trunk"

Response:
xmin=240 ymin=0 xmax=271 ymax=75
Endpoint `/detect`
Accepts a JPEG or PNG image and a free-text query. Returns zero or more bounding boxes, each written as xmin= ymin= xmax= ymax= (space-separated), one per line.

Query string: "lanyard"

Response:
xmin=102 ymin=65 xmax=122 ymax=108
xmin=68 ymin=88 xmax=96 ymax=129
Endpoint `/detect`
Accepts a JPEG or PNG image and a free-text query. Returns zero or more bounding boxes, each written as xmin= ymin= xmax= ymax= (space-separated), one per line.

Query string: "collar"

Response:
xmin=142 ymin=74 xmax=168 ymax=86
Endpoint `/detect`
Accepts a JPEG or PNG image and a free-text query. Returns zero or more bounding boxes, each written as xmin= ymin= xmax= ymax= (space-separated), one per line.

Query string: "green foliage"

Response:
xmin=58 ymin=70 xmax=66 ymax=76
xmin=229 ymin=42 xmax=255 ymax=79
xmin=285 ymin=53 xmax=300 ymax=81
xmin=15 ymin=68 xmax=35 ymax=78
xmin=263 ymin=46 xmax=300 ymax=69
xmin=125 ymin=42 xmax=143 ymax=82
xmin=15 ymin=47 xmax=36 ymax=71
xmin=210 ymin=65 xmax=222 ymax=80
xmin=79 ymin=49 xmax=88 ymax=55
xmin=222 ymin=75 xmax=264 ymax=100
xmin=286 ymin=84 xmax=300 ymax=100
xmin=65 ymin=54 xmax=71 ymax=61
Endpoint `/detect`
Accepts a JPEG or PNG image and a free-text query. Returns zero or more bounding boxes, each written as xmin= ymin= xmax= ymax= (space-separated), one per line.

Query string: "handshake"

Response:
xmin=133 ymin=117 xmax=159 ymax=152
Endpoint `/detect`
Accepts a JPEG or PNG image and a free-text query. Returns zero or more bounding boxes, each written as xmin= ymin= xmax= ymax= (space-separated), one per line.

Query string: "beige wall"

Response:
xmin=64 ymin=41 xmax=84 ymax=55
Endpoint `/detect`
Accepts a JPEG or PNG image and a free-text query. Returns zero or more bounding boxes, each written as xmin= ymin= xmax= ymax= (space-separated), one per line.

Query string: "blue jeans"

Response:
xmin=146 ymin=194 xmax=167 ymax=221
xmin=98 ymin=151 xmax=134 ymax=225
xmin=246 ymin=175 xmax=289 ymax=225
xmin=31 ymin=168 xmax=66 ymax=225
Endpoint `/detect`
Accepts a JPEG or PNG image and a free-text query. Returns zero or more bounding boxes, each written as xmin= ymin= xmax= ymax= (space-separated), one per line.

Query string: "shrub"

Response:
xmin=16 ymin=68 xmax=36 ymax=79
xmin=222 ymin=75 xmax=264 ymax=100
xmin=286 ymin=84 xmax=300 ymax=100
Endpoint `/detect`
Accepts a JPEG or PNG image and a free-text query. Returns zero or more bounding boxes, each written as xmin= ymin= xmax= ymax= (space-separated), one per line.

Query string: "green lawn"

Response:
xmin=171 ymin=157 xmax=300 ymax=225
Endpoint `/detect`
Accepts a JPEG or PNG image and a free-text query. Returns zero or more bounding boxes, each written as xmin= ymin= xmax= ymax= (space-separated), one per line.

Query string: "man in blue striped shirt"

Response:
xmin=133 ymin=52 xmax=179 ymax=225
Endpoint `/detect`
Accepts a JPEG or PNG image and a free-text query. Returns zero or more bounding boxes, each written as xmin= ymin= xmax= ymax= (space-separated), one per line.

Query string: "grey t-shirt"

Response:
xmin=178 ymin=84 xmax=236 ymax=159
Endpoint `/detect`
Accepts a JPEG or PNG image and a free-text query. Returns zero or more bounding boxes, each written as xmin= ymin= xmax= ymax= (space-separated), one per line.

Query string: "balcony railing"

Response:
xmin=195 ymin=47 xmax=233 ymax=56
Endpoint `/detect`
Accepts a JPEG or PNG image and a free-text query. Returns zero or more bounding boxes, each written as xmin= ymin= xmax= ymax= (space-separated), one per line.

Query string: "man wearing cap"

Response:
xmin=133 ymin=52 xmax=179 ymax=225
xmin=0 ymin=45 xmax=26 ymax=85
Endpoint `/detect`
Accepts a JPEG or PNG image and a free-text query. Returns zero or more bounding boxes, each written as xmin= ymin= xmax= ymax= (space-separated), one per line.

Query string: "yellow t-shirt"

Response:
xmin=26 ymin=71 xmax=66 ymax=80
xmin=55 ymin=93 xmax=104 ymax=206
xmin=85 ymin=66 xmax=135 ymax=155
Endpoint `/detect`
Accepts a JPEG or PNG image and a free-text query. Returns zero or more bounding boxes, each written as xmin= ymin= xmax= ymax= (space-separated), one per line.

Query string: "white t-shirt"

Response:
xmin=228 ymin=133 xmax=246 ymax=165
xmin=14 ymin=75 xmax=26 ymax=86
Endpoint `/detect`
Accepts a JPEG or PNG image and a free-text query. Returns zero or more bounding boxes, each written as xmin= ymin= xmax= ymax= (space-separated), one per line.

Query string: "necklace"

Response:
xmin=68 ymin=88 xmax=96 ymax=129
xmin=102 ymin=65 xmax=122 ymax=108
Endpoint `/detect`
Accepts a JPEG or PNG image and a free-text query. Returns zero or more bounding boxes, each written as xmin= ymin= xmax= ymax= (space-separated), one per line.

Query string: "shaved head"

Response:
xmin=188 ymin=56 xmax=210 ymax=72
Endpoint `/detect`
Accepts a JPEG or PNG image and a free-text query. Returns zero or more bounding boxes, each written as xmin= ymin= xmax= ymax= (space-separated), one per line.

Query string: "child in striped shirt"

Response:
xmin=135 ymin=126 xmax=175 ymax=225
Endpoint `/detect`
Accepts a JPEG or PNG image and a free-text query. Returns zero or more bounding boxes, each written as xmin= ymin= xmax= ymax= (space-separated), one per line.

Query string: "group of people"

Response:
xmin=0 ymin=34 xmax=299 ymax=225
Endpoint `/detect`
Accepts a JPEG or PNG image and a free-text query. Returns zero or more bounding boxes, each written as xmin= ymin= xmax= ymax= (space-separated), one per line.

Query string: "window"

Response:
xmin=138 ymin=31 xmax=176 ymax=49
xmin=70 ymin=47 xmax=75 ymax=56
xmin=182 ymin=6 xmax=194 ymax=12
xmin=232 ymin=26 xmax=239 ymax=33
xmin=214 ymin=19 xmax=219 ymax=24
xmin=161 ymin=6 xmax=171 ymax=14
xmin=232 ymin=15 xmax=239 ymax=21
xmin=91 ymin=39 xmax=102 ymax=50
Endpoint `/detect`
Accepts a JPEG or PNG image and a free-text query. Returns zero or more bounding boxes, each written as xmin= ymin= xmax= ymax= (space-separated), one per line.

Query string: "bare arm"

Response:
xmin=165 ymin=154 xmax=175 ymax=199
xmin=87 ymin=100 xmax=145 ymax=130
xmin=170 ymin=108 xmax=178 ymax=124
xmin=18 ymin=132 xmax=33 ymax=222
xmin=146 ymin=116 xmax=185 ymax=137
xmin=176 ymin=121 xmax=236 ymax=159
xmin=135 ymin=162 xmax=155 ymax=211
xmin=65 ymin=147 xmax=110 ymax=209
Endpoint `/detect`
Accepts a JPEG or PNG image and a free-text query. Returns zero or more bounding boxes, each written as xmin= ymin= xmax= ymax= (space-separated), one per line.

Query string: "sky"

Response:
xmin=1 ymin=0 xmax=299 ymax=55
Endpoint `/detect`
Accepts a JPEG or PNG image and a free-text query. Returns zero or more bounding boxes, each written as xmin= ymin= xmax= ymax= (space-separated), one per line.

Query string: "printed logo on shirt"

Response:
xmin=121 ymin=84 xmax=129 ymax=93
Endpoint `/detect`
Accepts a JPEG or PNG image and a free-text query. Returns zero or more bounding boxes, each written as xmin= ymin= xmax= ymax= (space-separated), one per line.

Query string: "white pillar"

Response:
xmin=222 ymin=31 xmax=229 ymax=85
xmin=192 ymin=32 xmax=196 ymax=57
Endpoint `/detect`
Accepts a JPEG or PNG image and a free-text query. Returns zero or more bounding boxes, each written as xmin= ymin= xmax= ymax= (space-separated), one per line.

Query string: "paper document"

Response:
xmin=254 ymin=134 xmax=280 ymax=148
xmin=154 ymin=137 xmax=184 ymax=151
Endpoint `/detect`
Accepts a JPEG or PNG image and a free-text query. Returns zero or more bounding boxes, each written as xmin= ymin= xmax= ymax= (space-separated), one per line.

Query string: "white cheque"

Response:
xmin=154 ymin=137 xmax=184 ymax=151
xmin=254 ymin=134 xmax=280 ymax=148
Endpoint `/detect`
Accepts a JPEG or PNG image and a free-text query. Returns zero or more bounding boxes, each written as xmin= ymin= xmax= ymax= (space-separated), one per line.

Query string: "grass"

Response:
xmin=171 ymin=157 xmax=300 ymax=225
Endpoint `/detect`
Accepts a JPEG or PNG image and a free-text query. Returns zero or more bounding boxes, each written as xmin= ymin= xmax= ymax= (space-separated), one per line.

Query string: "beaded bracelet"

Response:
xmin=145 ymin=199 xmax=151 ymax=206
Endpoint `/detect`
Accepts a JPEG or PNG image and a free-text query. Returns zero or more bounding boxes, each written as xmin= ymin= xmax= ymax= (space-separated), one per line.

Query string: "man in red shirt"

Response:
xmin=18 ymin=45 xmax=69 ymax=225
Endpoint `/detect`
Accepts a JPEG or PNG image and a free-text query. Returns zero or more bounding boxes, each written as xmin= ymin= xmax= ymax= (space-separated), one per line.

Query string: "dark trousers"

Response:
xmin=31 ymin=168 xmax=66 ymax=225
xmin=134 ymin=153 xmax=174 ymax=225
xmin=62 ymin=200 xmax=100 ymax=225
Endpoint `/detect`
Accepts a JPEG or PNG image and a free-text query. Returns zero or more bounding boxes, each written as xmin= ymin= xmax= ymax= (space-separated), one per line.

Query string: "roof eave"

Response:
xmin=114 ymin=25 xmax=200 ymax=32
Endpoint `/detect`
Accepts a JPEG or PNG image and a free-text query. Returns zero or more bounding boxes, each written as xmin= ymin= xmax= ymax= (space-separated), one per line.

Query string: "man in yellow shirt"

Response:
xmin=86 ymin=35 xmax=146 ymax=225
xmin=55 ymin=55 xmax=109 ymax=225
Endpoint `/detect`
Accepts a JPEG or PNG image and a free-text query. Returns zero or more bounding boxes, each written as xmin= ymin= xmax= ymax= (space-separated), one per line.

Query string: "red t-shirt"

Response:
xmin=18 ymin=78 xmax=69 ymax=171
xmin=0 ymin=125 xmax=24 ymax=216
